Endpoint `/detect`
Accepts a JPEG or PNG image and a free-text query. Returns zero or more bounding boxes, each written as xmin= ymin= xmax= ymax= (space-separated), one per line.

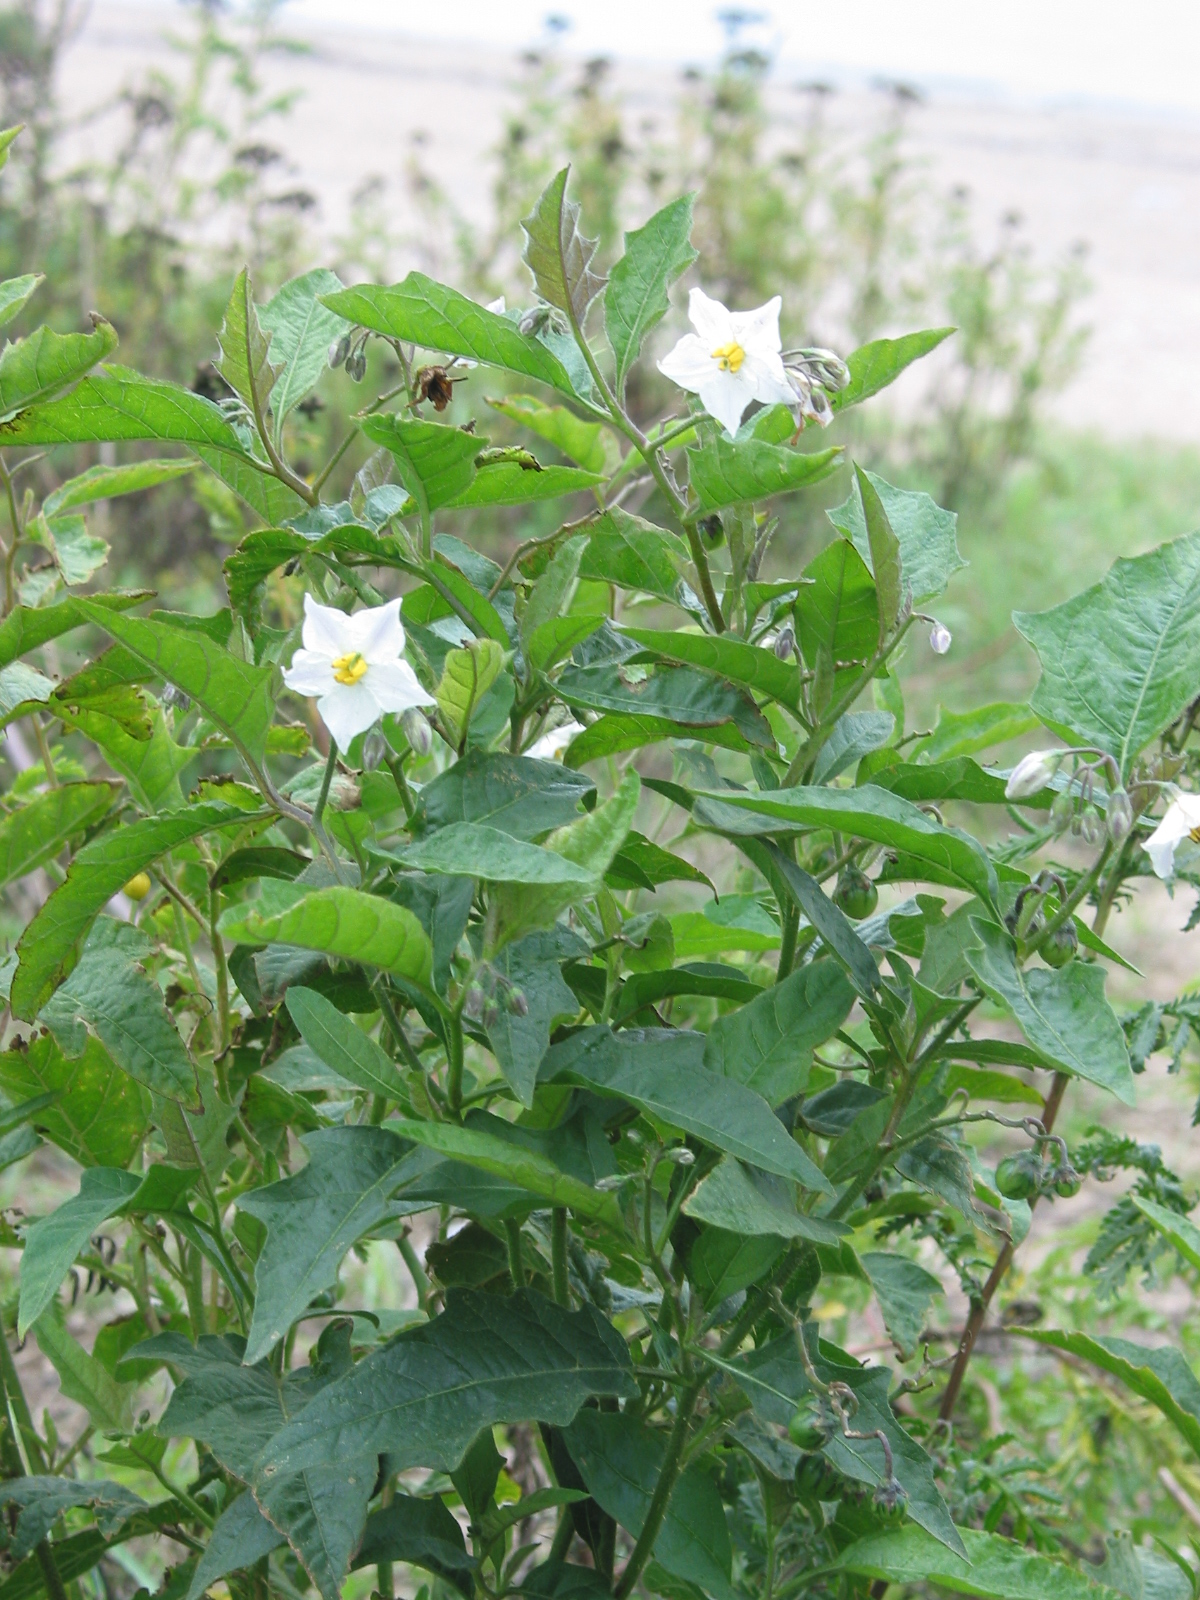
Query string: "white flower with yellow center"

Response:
xmin=658 ymin=287 xmax=798 ymax=437
xmin=1143 ymin=791 xmax=1200 ymax=879
xmin=282 ymin=595 xmax=434 ymax=751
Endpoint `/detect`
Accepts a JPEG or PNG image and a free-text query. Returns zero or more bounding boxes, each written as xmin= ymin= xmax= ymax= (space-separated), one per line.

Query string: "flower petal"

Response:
xmin=1143 ymin=794 xmax=1200 ymax=878
xmin=367 ymin=660 xmax=436 ymax=714
xmin=743 ymin=354 xmax=800 ymax=412
xmin=658 ymin=333 xmax=716 ymax=393
xmin=316 ymin=682 xmax=383 ymax=749
xmin=347 ymin=597 xmax=406 ymax=662
xmin=527 ymin=720 xmax=584 ymax=761
xmin=686 ymin=287 xmax=734 ymax=345
xmin=729 ymin=295 xmax=783 ymax=356
xmin=282 ymin=648 xmax=336 ymax=698
xmin=301 ymin=593 xmax=354 ymax=657
xmin=697 ymin=369 xmax=756 ymax=437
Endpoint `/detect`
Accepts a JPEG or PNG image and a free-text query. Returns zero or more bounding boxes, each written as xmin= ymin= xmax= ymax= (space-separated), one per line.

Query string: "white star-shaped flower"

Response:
xmin=1143 ymin=791 xmax=1200 ymax=878
xmin=282 ymin=594 xmax=434 ymax=752
xmin=658 ymin=287 xmax=797 ymax=437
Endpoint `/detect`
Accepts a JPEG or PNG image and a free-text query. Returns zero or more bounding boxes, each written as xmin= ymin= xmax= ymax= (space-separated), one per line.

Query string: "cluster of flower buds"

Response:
xmin=782 ymin=347 xmax=850 ymax=428
xmin=328 ymin=330 xmax=368 ymax=382
xmin=518 ymin=304 xmax=568 ymax=339
xmin=462 ymin=963 xmax=529 ymax=1030
xmin=1008 ymin=746 xmax=1136 ymax=848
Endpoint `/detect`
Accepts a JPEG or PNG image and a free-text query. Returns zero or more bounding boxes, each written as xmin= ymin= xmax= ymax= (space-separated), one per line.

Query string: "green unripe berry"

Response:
xmin=1041 ymin=919 xmax=1078 ymax=969
xmin=832 ymin=866 xmax=878 ymax=921
xmin=1053 ymin=1166 xmax=1083 ymax=1199
xmin=788 ymin=1398 xmax=832 ymax=1453
xmin=995 ymin=1154 xmax=1040 ymax=1200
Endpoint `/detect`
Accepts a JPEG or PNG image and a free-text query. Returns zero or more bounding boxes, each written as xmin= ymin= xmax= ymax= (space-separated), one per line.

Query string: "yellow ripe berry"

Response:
xmin=123 ymin=872 xmax=152 ymax=901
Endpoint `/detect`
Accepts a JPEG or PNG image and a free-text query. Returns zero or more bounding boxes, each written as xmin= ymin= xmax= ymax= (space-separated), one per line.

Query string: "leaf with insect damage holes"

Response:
xmin=522 ymin=168 xmax=606 ymax=330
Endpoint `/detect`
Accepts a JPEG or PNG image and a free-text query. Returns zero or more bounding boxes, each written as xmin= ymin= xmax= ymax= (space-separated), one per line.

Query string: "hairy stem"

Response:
xmin=552 ymin=1208 xmax=570 ymax=1306
xmin=614 ymin=1381 xmax=702 ymax=1600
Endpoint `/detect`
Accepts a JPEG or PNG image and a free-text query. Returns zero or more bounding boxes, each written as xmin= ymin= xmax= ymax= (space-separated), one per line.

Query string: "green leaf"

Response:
xmin=0 ymin=592 xmax=149 ymax=670
xmin=414 ymin=749 xmax=593 ymax=840
xmin=579 ymin=508 xmax=689 ymax=603
xmin=683 ymin=1156 xmax=845 ymax=1244
xmin=688 ymin=438 xmax=841 ymax=512
xmin=63 ymin=703 xmax=190 ymax=813
xmin=605 ymin=193 xmax=698 ymax=394
xmin=529 ymin=613 xmax=604 ymax=675
xmin=142 ymin=1327 xmax=373 ymax=1600
xmin=217 ymin=267 xmax=278 ymax=415
xmin=814 ymin=710 xmax=895 ymax=784
xmin=859 ymin=1251 xmax=944 ymax=1359
xmin=389 ymin=1115 xmax=623 ymax=1226
xmin=42 ymin=458 xmax=195 ymax=517
xmin=908 ymin=702 xmax=1040 ymax=763
xmin=218 ymin=886 xmax=433 ymax=988
xmin=436 ymin=639 xmax=506 ymax=744
xmin=606 ymin=832 xmax=713 ymax=895
xmin=853 ymin=465 xmax=903 ymax=636
xmin=558 ymin=663 xmax=773 ymax=749
xmin=1130 ymin=1195 xmax=1200 ymax=1272
xmin=259 ymin=268 xmax=347 ymax=434
xmin=563 ymin=1409 xmax=735 ymax=1600
xmin=1015 ymin=1328 xmax=1200 ymax=1457
xmin=0 ymin=275 xmax=42 ymax=332
xmin=184 ymin=1492 xmax=285 ymax=1600
xmin=0 ymin=1478 xmax=145 ymax=1563
xmin=486 ymin=394 xmax=618 ymax=474
xmin=485 ymin=928 xmax=585 ymax=1107
xmin=362 ymin=413 xmax=482 ymax=517
xmin=732 ymin=1329 xmax=963 ymax=1554
xmin=448 ymin=462 xmax=603 ymax=508
xmin=829 ymin=469 xmax=965 ymax=606
xmin=486 ymin=770 xmax=639 ymax=949
xmin=794 ymin=537 xmax=879 ymax=707
xmin=702 ymin=960 xmax=856 ymax=1107
xmin=522 ymin=534 xmax=587 ymax=648
xmin=76 ymin=602 xmax=276 ymax=765
xmin=0 ymin=317 xmax=118 ymax=421
xmin=11 ymin=802 xmax=249 ymax=1020
xmin=687 ymin=1230 xmax=786 ymax=1306
xmin=541 ymin=1026 xmax=831 ymax=1191
xmin=255 ymin=1289 xmax=637 ymax=1479
xmin=565 ymin=713 xmax=759 ymax=766
xmin=238 ymin=1126 xmax=410 ymax=1364
xmin=352 ymin=1495 xmax=474 ymax=1596
xmin=1015 ymin=531 xmax=1200 ymax=775
xmin=0 ymin=364 xmax=248 ymax=453
xmin=284 ymin=986 xmax=407 ymax=1101
xmin=964 ymin=918 xmax=1135 ymax=1103
xmin=401 ymin=823 xmax=596 ymax=885
xmin=193 ymin=442 xmax=307 ymax=523
xmin=835 ymin=1524 xmax=1121 ymax=1600
xmin=0 ymin=784 xmax=115 ymax=889
xmin=33 ymin=1300 xmax=133 ymax=1432
xmin=620 ymin=626 xmax=801 ymax=710
xmin=19 ymin=1168 xmax=141 ymax=1336
xmin=429 ymin=548 xmax=511 ymax=645
xmin=694 ymin=784 xmax=998 ymax=906
xmin=37 ymin=513 xmax=109 ymax=587
xmin=321 ymin=274 xmax=580 ymax=400
xmin=40 ymin=933 xmax=199 ymax=1107
xmin=0 ymin=1032 xmax=147 ymax=1168
xmin=832 ymin=328 xmax=955 ymax=410
xmin=521 ymin=167 xmax=605 ymax=329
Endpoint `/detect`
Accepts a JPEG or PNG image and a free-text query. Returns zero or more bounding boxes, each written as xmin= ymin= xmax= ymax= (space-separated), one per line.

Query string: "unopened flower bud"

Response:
xmin=483 ymin=1000 xmax=501 ymax=1030
xmin=346 ymin=349 xmax=367 ymax=383
xmin=400 ymin=707 xmax=433 ymax=758
xmin=1049 ymin=791 xmax=1074 ymax=833
xmin=665 ymin=1147 xmax=696 ymax=1166
xmin=773 ymin=625 xmax=796 ymax=661
xmin=1106 ymin=788 xmax=1134 ymax=845
xmin=1005 ymin=750 xmax=1059 ymax=801
xmin=328 ymin=333 xmax=352 ymax=369
xmin=929 ymin=620 xmax=952 ymax=655
xmin=463 ymin=983 xmax=486 ymax=1022
xmin=362 ymin=729 xmax=387 ymax=772
xmin=1079 ymin=805 xmax=1104 ymax=845
xmin=594 ymin=1174 xmax=628 ymax=1192
xmin=162 ymin=683 xmax=191 ymax=713
xmin=506 ymin=985 xmax=529 ymax=1018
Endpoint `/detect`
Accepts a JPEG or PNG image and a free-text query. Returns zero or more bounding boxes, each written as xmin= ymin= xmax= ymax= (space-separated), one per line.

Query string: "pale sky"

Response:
xmin=277 ymin=0 xmax=1200 ymax=116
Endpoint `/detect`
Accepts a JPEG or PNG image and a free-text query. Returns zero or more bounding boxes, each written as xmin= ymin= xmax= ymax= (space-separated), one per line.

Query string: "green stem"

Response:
xmin=446 ymin=1006 xmax=465 ymax=1116
xmin=312 ymin=740 xmax=339 ymax=836
xmin=0 ymin=454 xmax=22 ymax=618
xmin=504 ymin=1220 xmax=525 ymax=1291
xmin=0 ymin=1318 xmax=47 ymax=1471
xmin=148 ymin=1456 xmax=214 ymax=1529
xmin=785 ymin=620 xmax=913 ymax=786
xmin=776 ymin=903 xmax=799 ymax=981
xmin=398 ymin=1232 xmax=429 ymax=1313
xmin=613 ymin=1381 xmax=702 ymax=1600
xmin=210 ymin=885 xmax=232 ymax=1056
xmin=551 ymin=1208 xmax=570 ymax=1306
xmin=29 ymin=717 xmax=58 ymax=787
xmin=0 ymin=1339 xmax=67 ymax=1600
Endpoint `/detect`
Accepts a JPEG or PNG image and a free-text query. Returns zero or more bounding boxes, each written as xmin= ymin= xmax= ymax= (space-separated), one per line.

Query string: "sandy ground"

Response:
xmin=50 ymin=3 xmax=1200 ymax=444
